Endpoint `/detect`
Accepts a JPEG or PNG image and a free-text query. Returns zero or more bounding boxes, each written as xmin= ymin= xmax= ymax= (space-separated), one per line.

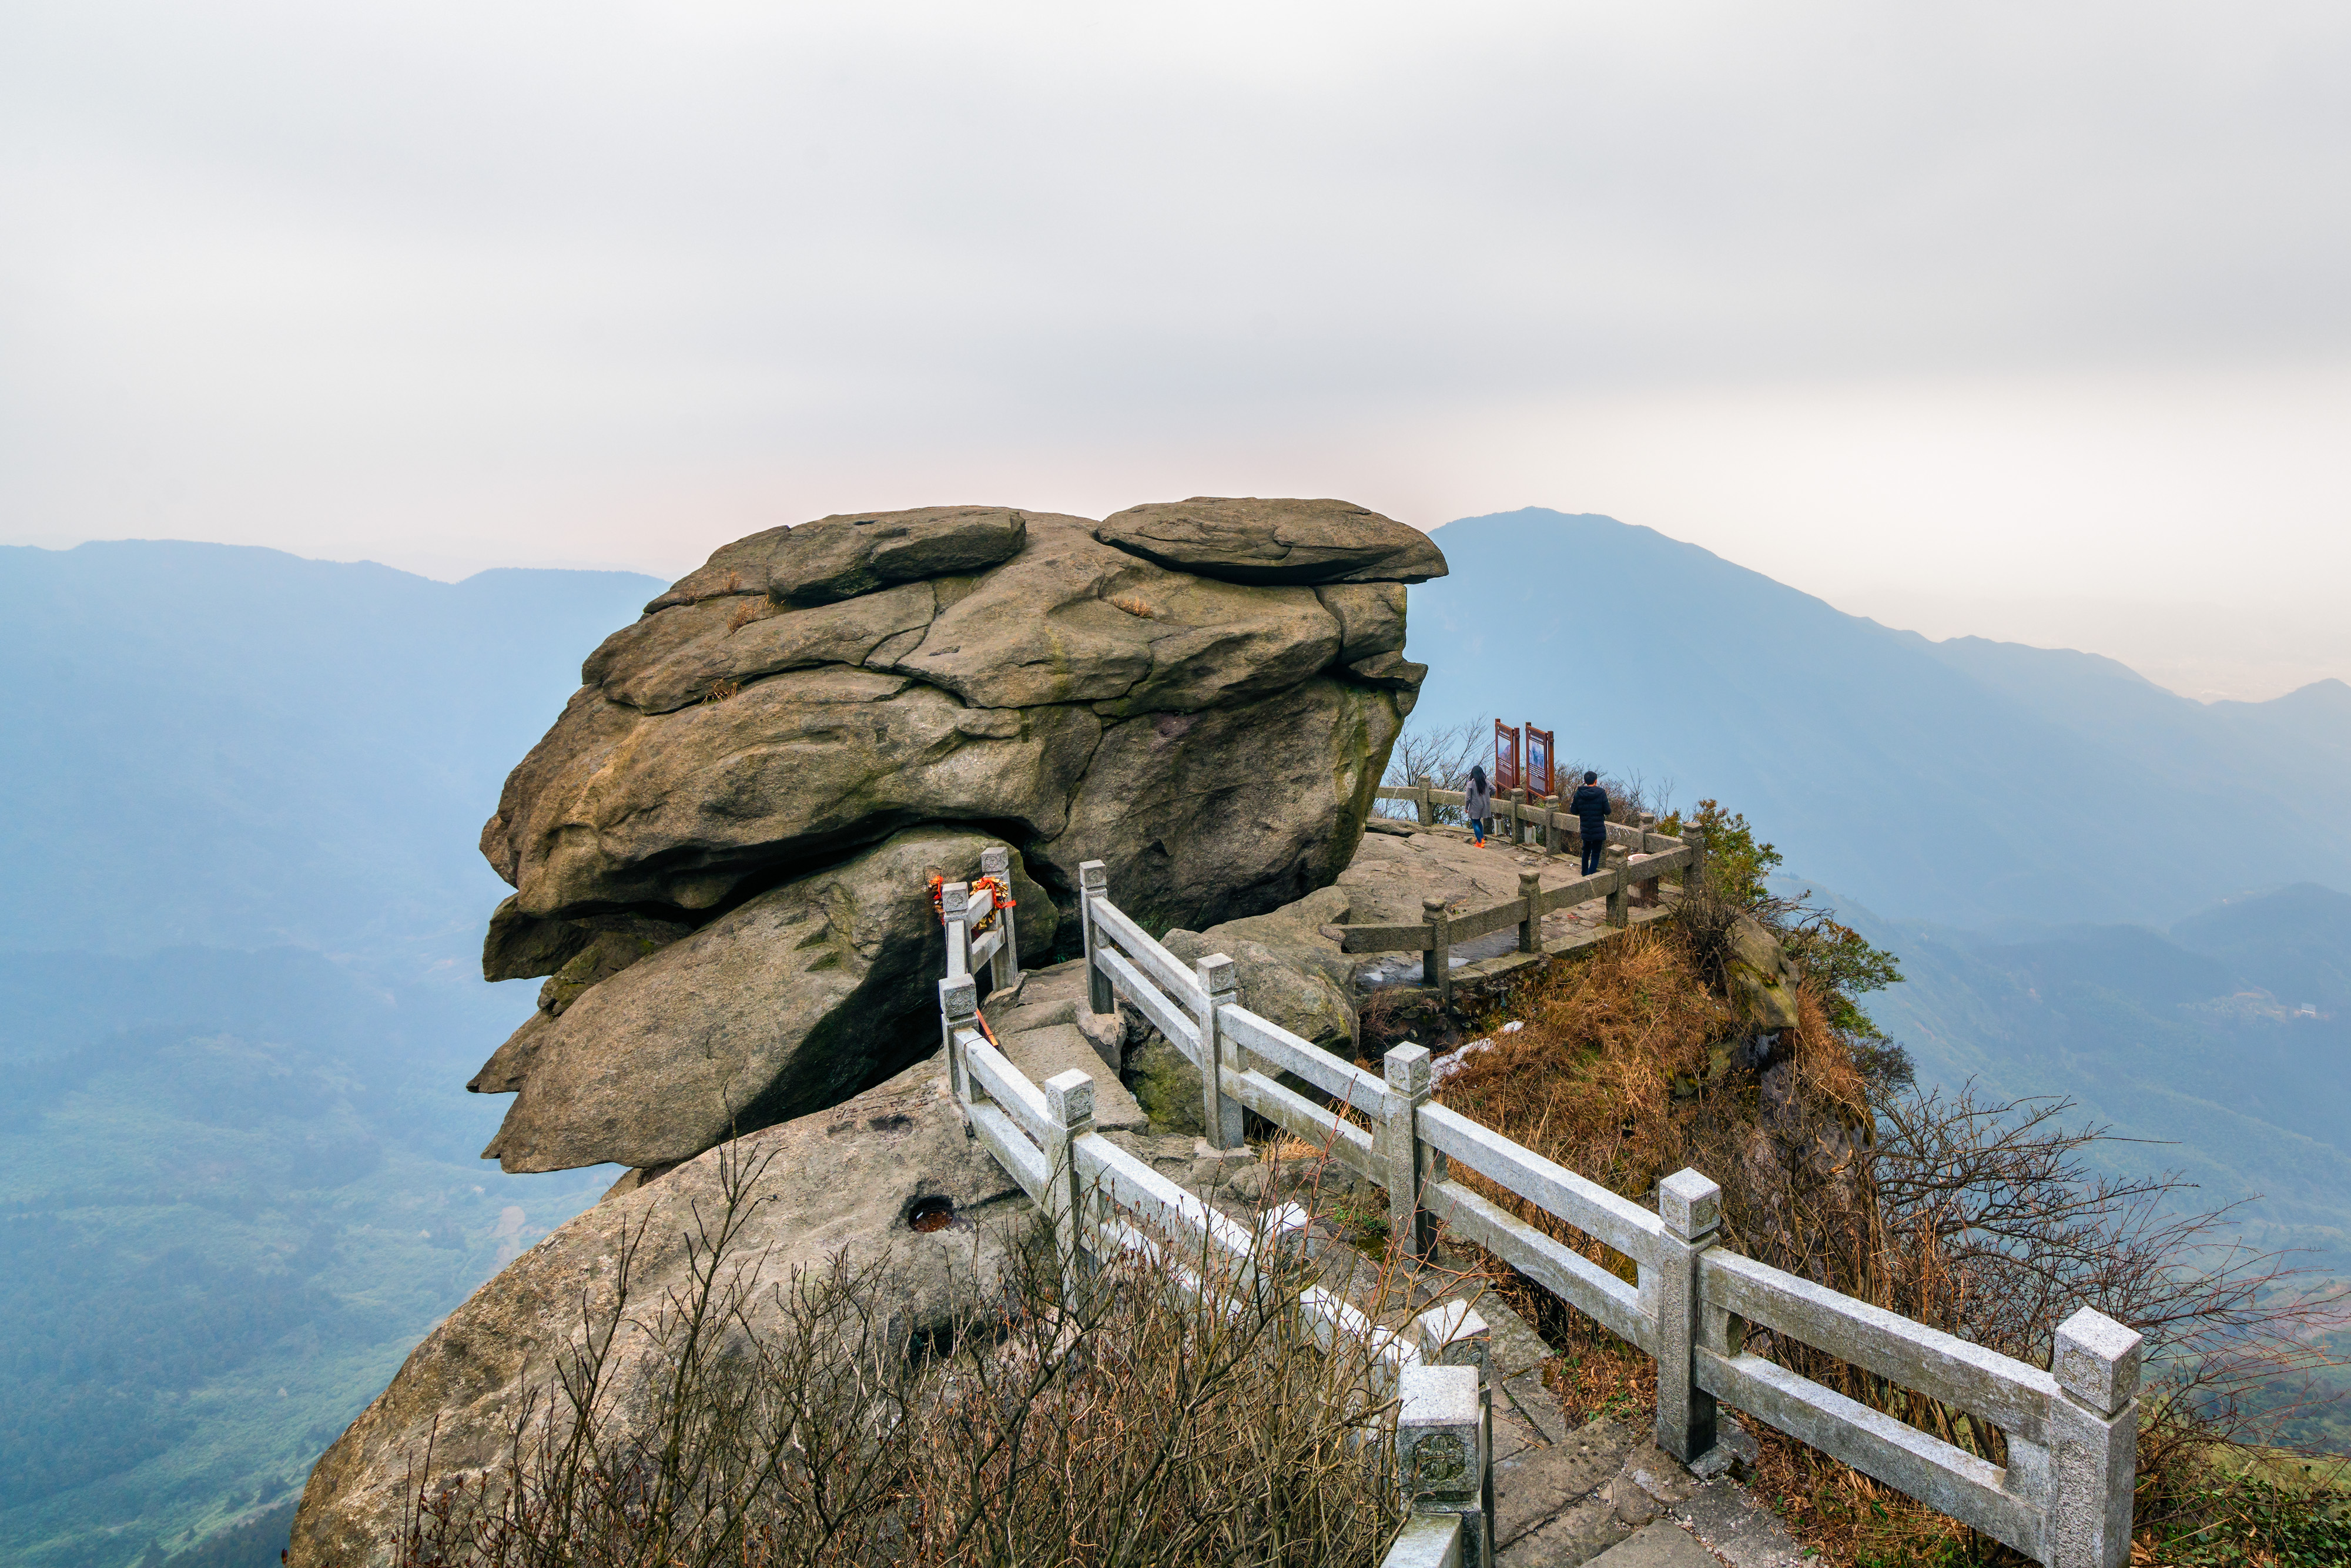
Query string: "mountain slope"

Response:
xmin=1409 ymin=509 xmax=2351 ymax=927
xmin=0 ymin=948 xmax=611 ymax=1568
xmin=1823 ymin=883 xmax=2351 ymax=1274
xmin=0 ymin=541 xmax=661 ymax=1568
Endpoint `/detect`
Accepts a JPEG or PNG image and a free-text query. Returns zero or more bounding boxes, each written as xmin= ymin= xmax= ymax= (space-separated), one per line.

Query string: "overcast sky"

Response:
xmin=5 ymin=3 xmax=2346 ymax=672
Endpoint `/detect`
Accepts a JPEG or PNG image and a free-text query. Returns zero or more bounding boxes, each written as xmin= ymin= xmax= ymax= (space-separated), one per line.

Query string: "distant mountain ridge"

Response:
xmin=6 ymin=524 xmax=2345 ymax=1564
xmin=1411 ymin=508 xmax=2351 ymax=927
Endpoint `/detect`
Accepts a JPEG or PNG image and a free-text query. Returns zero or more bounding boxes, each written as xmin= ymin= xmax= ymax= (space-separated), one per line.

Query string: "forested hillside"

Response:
xmin=1829 ymin=882 xmax=2351 ymax=1276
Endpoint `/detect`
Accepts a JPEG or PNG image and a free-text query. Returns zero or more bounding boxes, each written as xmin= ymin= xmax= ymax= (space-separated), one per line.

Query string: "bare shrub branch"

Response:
xmin=397 ymin=1144 xmax=1406 ymax=1567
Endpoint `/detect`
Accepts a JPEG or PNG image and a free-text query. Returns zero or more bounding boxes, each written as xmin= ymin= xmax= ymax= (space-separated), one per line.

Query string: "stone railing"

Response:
xmin=1348 ymin=793 xmax=1702 ymax=1000
xmin=937 ymin=956 xmax=1499 ymax=1563
xmin=932 ymin=862 xmax=2145 ymax=1568
xmin=939 ymin=845 xmax=1024 ymax=995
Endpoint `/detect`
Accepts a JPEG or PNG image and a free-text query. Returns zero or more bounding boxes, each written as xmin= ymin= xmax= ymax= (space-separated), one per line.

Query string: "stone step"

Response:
xmin=1583 ymin=1522 xmax=1721 ymax=1568
xmin=979 ymin=961 xmax=1150 ymax=1130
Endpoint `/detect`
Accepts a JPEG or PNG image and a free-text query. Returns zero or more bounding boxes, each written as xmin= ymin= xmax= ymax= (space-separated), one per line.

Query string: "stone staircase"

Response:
xmin=1298 ymin=1207 xmax=1809 ymax=1566
xmin=1412 ymin=1276 xmax=1806 ymax=1567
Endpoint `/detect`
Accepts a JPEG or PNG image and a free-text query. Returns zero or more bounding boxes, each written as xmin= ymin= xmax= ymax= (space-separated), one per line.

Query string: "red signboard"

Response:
xmin=1524 ymin=725 xmax=1554 ymax=798
xmin=1493 ymin=721 xmax=1520 ymax=795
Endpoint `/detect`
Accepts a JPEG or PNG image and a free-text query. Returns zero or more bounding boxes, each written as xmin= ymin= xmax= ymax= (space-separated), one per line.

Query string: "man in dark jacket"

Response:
xmin=1570 ymin=771 xmax=1610 ymax=875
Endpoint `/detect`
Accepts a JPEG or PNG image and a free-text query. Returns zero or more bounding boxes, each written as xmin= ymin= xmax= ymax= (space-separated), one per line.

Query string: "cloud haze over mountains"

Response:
xmin=4 ymin=3 xmax=2347 ymax=663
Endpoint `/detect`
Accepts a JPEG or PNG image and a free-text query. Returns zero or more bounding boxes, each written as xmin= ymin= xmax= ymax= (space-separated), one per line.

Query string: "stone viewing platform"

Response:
xmin=1340 ymin=815 xmax=1684 ymax=991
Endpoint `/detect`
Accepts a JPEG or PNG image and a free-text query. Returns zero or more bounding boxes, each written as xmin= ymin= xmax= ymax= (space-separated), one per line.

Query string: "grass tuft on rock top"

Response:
xmin=1419 ymin=808 xmax=2347 ymax=1567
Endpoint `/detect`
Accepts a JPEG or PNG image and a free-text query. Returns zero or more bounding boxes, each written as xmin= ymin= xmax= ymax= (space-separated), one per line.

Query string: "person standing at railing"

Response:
xmin=1570 ymin=770 xmax=1610 ymax=875
xmin=1463 ymin=765 xmax=1493 ymax=847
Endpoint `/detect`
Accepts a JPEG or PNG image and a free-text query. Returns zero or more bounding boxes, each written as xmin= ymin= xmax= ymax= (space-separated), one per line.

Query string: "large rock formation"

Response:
xmin=469 ymin=498 xmax=1441 ymax=1174
xmin=289 ymin=1058 xmax=1026 ymax=1568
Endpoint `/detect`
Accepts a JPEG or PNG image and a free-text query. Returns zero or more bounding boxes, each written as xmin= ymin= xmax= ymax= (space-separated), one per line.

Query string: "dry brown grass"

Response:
xmin=726 ymin=599 xmax=765 ymax=632
xmin=1107 ymin=594 xmax=1157 ymax=619
xmin=1437 ymin=927 xmax=1730 ymax=1208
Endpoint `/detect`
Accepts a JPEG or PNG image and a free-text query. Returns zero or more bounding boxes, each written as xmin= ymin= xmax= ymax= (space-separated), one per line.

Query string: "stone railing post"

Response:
xmin=1195 ymin=953 xmax=1245 ymax=1150
xmin=1604 ymin=846 xmax=1630 ymax=929
xmin=1510 ymin=787 xmax=1528 ymax=846
xmin=1414 ymin=775 xmax=1434 ymax=827
xmin=1078 ymin=860 xmax=1114 ymax=1015
xmin=939 ymin=974 xmax=979 ymax=1105
xmin=1683 ymin=828 xmax=1707 ymax=896
xmin=2047 ymin=1308 xmax=2142 ymax=1568
xmin=1540 ymin=793 xmax=1559 ymax=855
xmin=1417 ymin=1302 xmax=1495 ymax=1564
xmin=1041 ymin=1068 xmax=1097 ymax=1301
xmin=1382 ymin=1043 xmax=1435 ymax=1259
xmin=1422 ymin=897 xmax=1451 ymax=999
xmin=1517 ymin=871 xmax=1541 ymax=954
xmin=980 ymin=845 xmax=1021 ymax=991
xmin=1655 ymin=1168 xmax=1721 ymax=1463
xmin=1397 ymin=1362 xmax=1489 ymax=1568
xmin=940 ymin=880 xmax=971 ymax=977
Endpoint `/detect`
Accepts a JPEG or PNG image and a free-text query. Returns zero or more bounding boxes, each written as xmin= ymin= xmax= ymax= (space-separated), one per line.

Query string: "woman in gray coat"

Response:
xmin=1463 ymin=765 xmax=1494 ymax=847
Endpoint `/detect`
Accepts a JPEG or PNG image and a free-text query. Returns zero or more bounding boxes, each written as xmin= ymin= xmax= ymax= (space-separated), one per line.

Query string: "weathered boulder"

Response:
xmin=587 ymin=580 xmax=940 ymax=713
xmin=1725 ymin=910 xmax=1803 ymax=1035
xmin=479 ymin=906 xmax=694 ymax=989
xmin=287 ymin=1055 xmax=1025 ymax=1568
xmin=479 ymin=665 xmax=1101 ymax=923
xmin=1050 ymin=676 xmax=1400 ymax=933
xmin=1315 ymin=582 xmax=1409 ymax=662
xmin=467 ymin=497 xmax=1432 ymax=1171
xmin=478 ymin=505 xmax=1432 ymax=951
xmin=1095 ymin=497 xmax=1448 ymax=587
xmin=645 ymin=504 xmax=1029 ymax=613
xmin=476 ymin=827 xmax=1054 ymax=1174
xmin=1162 ymin=884 xmax=1359 ymax=1055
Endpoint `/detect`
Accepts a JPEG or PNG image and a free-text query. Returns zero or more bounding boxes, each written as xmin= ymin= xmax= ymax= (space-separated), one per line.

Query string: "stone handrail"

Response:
xmin=1037 ymin=864 xmax=2144 ymax=1568
xmin=936 ymin=953 xmax=1496 ymax=1568
xmin=939 ymin=846 xmax=1023 ymax=995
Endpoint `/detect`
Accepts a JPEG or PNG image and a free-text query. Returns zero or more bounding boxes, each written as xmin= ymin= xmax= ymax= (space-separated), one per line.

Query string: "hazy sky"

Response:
xmin=5 ymin=4 xmax=2346 ymax=661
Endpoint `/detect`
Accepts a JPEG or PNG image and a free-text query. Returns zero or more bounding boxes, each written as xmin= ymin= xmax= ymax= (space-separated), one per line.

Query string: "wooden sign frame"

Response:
xmin=1493 ymin=721 xmax=1521 ymax=796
